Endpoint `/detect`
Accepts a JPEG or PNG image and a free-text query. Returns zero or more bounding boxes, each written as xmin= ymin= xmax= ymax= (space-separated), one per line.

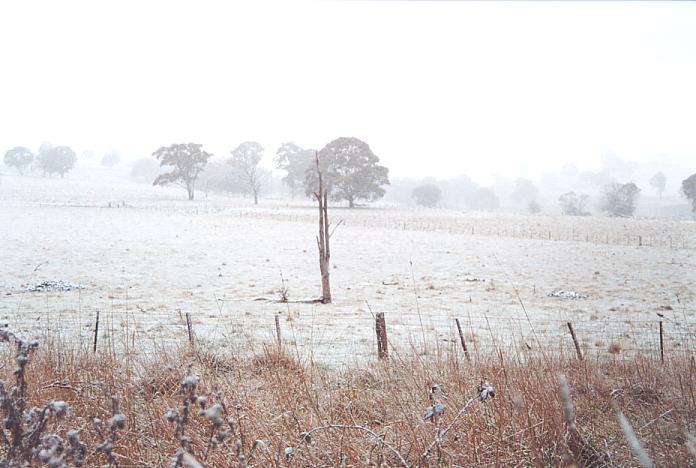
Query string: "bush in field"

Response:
xmin=682 ymin=173 xmax=696 ymax=215
xmin=559 ymin=191 xmax=590 ymax=216
xmin=412 ymin=184 xmax=442 ymax=208
xmin=4 ymin=146 xmax=34 ymax=175
xmin=37 ymin=145 xmax=77 ymax=177
xmin=600 ymin=182 xmax=640 ymax=217
xmin=153 ymin=143 xmax=213 ymax=200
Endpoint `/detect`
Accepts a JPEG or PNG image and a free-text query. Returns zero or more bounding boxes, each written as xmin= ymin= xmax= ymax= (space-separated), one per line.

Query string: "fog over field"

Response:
xmin=1 ymin=2 xmax=695 ymax=466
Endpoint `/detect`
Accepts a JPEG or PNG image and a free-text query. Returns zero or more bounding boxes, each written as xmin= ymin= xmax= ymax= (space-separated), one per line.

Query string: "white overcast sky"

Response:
xmin=1 ymin=1 xmax=694 ymax=180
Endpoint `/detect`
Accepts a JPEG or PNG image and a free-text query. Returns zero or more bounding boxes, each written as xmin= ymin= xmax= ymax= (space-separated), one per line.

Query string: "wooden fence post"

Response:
xmin=659 ymin=321 xmax=664 ymax=363
xmin=375 ymin=312 xmax=388 ymax=360
xmin=186 ymin=312 xmax=194 ymax=346
xmin=567 ymin=322 xmax=583 ymax=360
xmin=455 ymin=318 xmax=470 ymax=361
xmin=93 ymin=310 xmax=100 ymax=353
xmin=275 ymin=314 xmax=282 ymax=348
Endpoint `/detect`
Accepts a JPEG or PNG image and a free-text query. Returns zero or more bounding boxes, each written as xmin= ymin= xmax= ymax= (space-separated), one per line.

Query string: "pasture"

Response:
xmin=2 ymin=172 xmax=694 ymax=365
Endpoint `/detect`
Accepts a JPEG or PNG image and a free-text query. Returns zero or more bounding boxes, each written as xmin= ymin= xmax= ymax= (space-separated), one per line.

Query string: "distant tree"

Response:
xmin=199 ymin=159 xmax=266 ymax=198
xmin=3 ymin=147 xmax=34 ymax=175
xmin=275 ymin=142 xmax=314 ymax=199
xmin=152 ymin=143 xmax=212 ymax=200
xmin=130 ymin=158 xmax=162 ymax=184
xmin=511 ymin=178 xmax=539 ymax=207
xmin=439 ymin=175 xmax=478 ymax=207
xmin=600 ymin=182 xmax=640 ymax=217
xmin=306 ymin=137 xmax=389 ymax=208
xmin=649 ymin=172 xmax=666 ymax=198
xmin=412 ymin=184 xmax=442 ymax=208
xmin=37 ymin=145 xmax=77 ymax=177
xmin=559 ymin=192 xmax=590 ymax=216
xmin=681 ymin=173 xmax=696 ymax=214
xmin=229 ymin=141 xmax=265 ymax=205
xmin=469 ymin=187 xmax=499 ymax=211
xmin=101 ymin=152 xmax=121 ymax=168
xmin=527 ymin=200 xmax=542 ymax=214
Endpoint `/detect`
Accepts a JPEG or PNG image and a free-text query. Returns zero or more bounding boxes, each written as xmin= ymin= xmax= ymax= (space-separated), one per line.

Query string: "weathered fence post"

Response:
xmin=93 ymin=310 xmax=100 ymax=353
xmin=567 ymin=322 xmax=583 ymax=360
xmin=455 ymin=318 xmax=470 ymax=361
xmin=659 ymin=321 xmax=664 ymax=363
xmin=375 ymin=312 xmax=388 ymax=360
xmin=275 ymin=314 xmax=282 ymax=348
xmin=186 ymin=312 xmax=194 ymax=346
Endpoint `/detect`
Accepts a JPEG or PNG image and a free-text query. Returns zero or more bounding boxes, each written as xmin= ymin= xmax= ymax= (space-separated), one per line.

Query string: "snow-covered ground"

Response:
xmin=1 ymin=171 xmax=695 ymax=366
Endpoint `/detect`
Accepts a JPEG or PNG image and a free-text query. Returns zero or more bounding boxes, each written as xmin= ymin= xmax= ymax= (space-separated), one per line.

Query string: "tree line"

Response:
xmin=149 ymin=136 xmax=390 ymax=207
xmin=3 ymin=144 xmax=77 ymax=178
xmin=4 ymin=142 xmax=696 ymax=216
xmin=406 ymin=172 xmax=696 ymax=218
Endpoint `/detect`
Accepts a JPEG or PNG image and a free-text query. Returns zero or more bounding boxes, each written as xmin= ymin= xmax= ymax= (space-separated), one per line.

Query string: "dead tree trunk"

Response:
xmin=314 ymin=153 xmax=332 ymax=303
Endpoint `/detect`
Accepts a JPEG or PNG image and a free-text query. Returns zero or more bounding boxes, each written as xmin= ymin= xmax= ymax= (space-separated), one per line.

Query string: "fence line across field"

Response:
xmin=3 ymin=198 xmax=693 ymax=249
xmin=70 ymin=307 xmax=694 ymax=366
xmin=138 ymin=202 xmax=695 ymax=250
xmin=12 ymin=285 xmax=694 ymax=366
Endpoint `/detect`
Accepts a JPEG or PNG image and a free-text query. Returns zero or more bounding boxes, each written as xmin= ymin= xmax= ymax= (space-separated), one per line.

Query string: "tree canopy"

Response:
xmin=152 ymin=143 xmax=212 ymax=200
xmin=649 ymin=172 xmax=666 ymax=197
xmin=510 ymin=178 xmax=539 ymax=207
xmin=559 ymin=192 xmax=590 ymax=216
xmin=682 ymin=174 xmax=696 ymax=214
xmin=37 ymin=145 xmax=77 ymax=177
xmin=3 ymin=147 xmax=34 ymax=175
xmin=306 ymin=137 xmax=389 ymax=208
xmin=600 ymin=182 xmax=640 ymax=217
xmin=412 ymin=184 xmax=442 ymax=208
xmin=275 ymin=142 xmax=314 ymax=199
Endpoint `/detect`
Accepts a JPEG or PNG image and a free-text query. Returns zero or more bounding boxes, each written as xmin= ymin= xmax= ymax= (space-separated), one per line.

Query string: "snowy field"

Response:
xmin=1 ymin=171 xmax=695 ymax=366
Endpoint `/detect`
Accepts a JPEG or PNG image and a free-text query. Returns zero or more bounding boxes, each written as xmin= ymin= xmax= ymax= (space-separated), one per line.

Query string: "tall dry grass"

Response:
xmin=0 ymin=331 xmax=694 ymax=466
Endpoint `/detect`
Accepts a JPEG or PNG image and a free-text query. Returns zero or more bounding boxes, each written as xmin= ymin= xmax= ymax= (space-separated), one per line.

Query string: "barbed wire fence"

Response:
xmin=10 ymin=291 xmax=693 ymax=368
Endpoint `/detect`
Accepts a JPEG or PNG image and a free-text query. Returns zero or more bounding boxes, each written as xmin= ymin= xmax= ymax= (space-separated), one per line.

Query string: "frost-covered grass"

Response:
xmin=0 ymin=331 xmax=694 ymax=466
xmin=3 ymin=173 xmax=696 ymax=365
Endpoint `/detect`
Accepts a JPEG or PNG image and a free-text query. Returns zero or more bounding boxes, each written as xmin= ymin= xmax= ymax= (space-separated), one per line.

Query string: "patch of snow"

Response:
xmin=548 ymin=290 xmax=588 ymax=299
xmin=26 ymin=280 xmax=85 ymax=292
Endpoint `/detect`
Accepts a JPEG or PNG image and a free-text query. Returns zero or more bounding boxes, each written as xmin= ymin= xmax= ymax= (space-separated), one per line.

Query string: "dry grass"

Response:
xmin=1 ymin=334 xmax=694 ymax=467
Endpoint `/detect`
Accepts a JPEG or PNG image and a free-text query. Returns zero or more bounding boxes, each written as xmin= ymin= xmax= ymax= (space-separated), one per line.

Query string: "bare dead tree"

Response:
xmin=313 ymin=152 xmax=331 ymax=303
